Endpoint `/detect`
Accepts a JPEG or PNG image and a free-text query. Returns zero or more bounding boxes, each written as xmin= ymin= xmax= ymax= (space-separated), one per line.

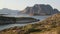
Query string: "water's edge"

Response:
xmin=0 ymin=16 xmax=49 ymax=31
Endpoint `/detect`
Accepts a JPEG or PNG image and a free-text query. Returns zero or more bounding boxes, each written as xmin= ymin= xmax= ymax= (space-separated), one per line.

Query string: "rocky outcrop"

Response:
xmin=21 ymin=4 xmax=59 ymax=16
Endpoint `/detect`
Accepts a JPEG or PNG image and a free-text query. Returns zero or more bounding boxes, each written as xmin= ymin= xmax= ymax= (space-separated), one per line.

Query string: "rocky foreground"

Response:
xmin=0 ymin=13 xmax=60 ymax=34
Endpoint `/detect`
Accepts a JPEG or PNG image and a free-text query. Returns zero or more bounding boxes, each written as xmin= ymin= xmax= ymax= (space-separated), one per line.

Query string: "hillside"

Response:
xmin=21 ymin=4 xmax=59 ymax=16
xmin=0 ymin=13 xmax=60 ymax=34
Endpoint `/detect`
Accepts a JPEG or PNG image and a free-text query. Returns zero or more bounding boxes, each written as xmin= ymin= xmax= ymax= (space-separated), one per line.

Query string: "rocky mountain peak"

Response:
xmin=21 ymin=4 xmax=59 ymax=16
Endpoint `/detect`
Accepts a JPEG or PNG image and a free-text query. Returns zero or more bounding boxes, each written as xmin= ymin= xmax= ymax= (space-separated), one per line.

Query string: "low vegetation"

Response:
xmin=0 ymin=13 xmax=60 ymax=34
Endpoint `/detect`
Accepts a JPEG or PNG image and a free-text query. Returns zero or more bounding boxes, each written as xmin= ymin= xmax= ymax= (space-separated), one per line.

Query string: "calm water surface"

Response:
xmin=0 ymin=16 xmax=49 ymax=31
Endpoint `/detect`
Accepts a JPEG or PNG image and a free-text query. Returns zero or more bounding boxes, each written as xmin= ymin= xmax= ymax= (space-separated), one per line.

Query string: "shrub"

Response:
xmin=28 ymin=28 xmax=42 ymax=33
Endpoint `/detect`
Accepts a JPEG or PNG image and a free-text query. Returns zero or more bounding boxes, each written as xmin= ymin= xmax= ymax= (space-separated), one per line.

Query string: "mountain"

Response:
xmin=21 ymin=4 xmax=59 ymax=16
xmin=0 ymin=4 xmax=59 ymax=16
xmin=0 ymin=13 xmax=60 ymax=34
xmin=0 ymin=8 xmax=20 ymax=15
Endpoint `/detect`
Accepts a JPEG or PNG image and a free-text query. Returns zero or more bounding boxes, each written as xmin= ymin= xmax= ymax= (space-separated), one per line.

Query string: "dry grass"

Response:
xmin=0 ymin=13 xmax=60 ymax=34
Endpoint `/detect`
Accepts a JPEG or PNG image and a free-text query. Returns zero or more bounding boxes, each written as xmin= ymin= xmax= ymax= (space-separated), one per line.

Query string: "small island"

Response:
xmin=0 ymin=15 xmax=40 ymax=25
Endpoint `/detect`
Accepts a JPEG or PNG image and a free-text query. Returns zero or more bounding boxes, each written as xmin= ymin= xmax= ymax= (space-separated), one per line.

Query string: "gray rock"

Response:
xmin=21 ymin=4 xmax=59 ymax=16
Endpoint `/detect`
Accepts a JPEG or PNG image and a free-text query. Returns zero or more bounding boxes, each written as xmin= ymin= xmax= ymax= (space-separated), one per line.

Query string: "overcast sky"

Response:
xmin=0 ymin=0 xmax=60 ymax=11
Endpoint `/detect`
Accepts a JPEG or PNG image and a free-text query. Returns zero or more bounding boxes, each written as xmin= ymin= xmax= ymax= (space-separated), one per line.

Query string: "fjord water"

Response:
xmin=0 ymin=14 xmax=49 ymax=31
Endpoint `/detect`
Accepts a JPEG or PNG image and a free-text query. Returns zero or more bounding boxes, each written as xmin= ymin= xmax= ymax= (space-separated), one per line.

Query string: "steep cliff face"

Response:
xmin=22 ymin=4 xmax=59 ymax=16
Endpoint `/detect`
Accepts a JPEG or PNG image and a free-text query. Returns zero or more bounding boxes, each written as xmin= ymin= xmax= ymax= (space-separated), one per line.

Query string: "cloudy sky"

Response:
xmin=0 ymin=0 xmax=60 ymax=11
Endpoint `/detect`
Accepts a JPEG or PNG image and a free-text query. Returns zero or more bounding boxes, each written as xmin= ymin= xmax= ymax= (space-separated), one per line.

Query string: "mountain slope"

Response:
xmin=21 ymin=4 xmax=59 ymax=16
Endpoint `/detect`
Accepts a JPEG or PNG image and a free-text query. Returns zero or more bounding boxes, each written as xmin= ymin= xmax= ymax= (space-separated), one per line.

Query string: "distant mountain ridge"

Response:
xmin=0 ymin=4 xmax=59 ymax=16
xmin=21 ymin=4 xmax=59 ymax=16
xmin=0 ymin=8 xmax=20 ymax=15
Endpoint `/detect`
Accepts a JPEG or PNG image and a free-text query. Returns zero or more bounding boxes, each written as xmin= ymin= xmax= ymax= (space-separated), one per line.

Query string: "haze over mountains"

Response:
xmin=0 ymin=4 xmax=60 ymax=16
xmin=0 ymin=8 xmax=30 ymax=17
xmin=0 ymin=8 xmax=20 ymax=15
